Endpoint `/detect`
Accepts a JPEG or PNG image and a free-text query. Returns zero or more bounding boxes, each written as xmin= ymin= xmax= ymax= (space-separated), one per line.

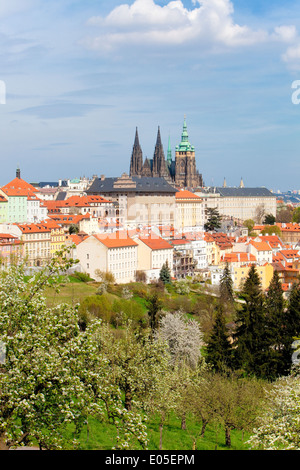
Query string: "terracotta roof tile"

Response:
xmin=94 ymin=231 xmax=138 ymax=248
xmin=138 ymin=233 xmax=173 ymax=250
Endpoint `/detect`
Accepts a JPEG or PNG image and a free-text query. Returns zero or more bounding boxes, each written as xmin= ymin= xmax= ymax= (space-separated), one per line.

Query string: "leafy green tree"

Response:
xmin=247 ymin=374 xmax=300 ymax=450
xmin=68 ymin=224 xmax=79 ymax=234
xmin=159 ymin=261 xmax=172 ymax=285
xmin=261 ymin=225 xmax=281 ymax=236
xmin=146 ymin=292 xmax=163 ymax=335
xmin=102 ymin=321 xmax=172 ymax=413
xmin=186 ymin=370 xmax=265 ymax=449
xmin=263 ymin=214 xmax=276 ymax=225
xmin=182 ymin=369 xmax=217 ymax=448
xmin=204 ymin=207 xmax=222 ymax=232
xmin=206 ymin=303 xmax=233 ymax=373
xmin=219 ymin=262 xmax=234 ymax=303
xmin=243 ymin=219 xmax=255 ymax=236
xmin=210 ymin=373 xmax=265 ymax=448
xmin=0 ymin=251 xmax=148 ymax=450
xmin=233 ymin=265 xmax=269 ymax=378
xmin=292 ymin=206 xmax=300 ymax=223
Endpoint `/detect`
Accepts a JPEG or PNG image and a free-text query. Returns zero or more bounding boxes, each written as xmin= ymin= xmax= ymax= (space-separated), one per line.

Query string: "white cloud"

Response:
xmin=84 ymin=0 xmax=277 ymax=53
xmin=273 ymin=25 xmax=298 ymax=43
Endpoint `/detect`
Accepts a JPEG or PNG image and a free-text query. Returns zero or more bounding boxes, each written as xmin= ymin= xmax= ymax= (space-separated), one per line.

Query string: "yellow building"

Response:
xmin=41 ymin=219 xmax=67 ymax=257
xmin=232 ymin=263 xmax=274 ymax=291
xmin=17 ymin=223 xmax=51 ymax=267
xmin=175 ymin=190 xmax=204 ymax=231
xmin=204 ymin=234 xmax=221 ymax=266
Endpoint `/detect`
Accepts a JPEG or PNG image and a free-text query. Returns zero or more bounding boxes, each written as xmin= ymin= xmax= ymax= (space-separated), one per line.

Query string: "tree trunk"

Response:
xmin=0 ymin=434 xmax=9 ymax=450
xmin=159 ymin=424 xmax=163 ymax=450
xmin=201 ymin=420 xmax=208 ymax=437
xmin=225 ymin=426 xmax=231 ymax=448
xmin=181 ymin=413 xmax=186 ymax=430
xmin=125 ymin=386 xmax=132 ymax=411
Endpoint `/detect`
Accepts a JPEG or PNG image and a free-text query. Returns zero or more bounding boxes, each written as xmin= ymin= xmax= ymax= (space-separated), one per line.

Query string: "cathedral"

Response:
xmin=129 ymin=118 xmax=203 ymax=189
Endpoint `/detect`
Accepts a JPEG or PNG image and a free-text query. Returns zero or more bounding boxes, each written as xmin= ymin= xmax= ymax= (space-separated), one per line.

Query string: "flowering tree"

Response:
xmin=156 ymin=311 xmax=203 ymax=369
xmin=247 ymin=372 xmax=300 ymax=450
xmin=0 ymin=250 xmax=148 ymax=450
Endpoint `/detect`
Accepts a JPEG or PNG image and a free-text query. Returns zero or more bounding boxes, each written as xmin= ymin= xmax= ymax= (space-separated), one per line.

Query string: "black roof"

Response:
xmin=56 ymin=191 xmax=68 ymax=200
xmin=207 ymin=187 xmax=275 ymax=198
xmin=87 ymin=176 xmax=177 ymax=194
xmin=34 ymin=182 xmax=59 ymax=188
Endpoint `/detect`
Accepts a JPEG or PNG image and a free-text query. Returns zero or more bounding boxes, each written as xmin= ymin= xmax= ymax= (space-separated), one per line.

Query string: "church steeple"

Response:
xmin=177 ymin=116 xmax=194 ymax=152
xmin=152 ymin=126 xmax=168 ymax=177
xmin=175 ymin=116 xmax=201 ymax=188
xmin=129 ymin=127 xmax=143 ymax=177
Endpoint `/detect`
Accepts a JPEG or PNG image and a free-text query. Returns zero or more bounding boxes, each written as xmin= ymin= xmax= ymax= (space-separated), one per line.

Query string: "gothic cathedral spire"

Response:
xmin=129 ymin=127 xmax=143 ymax=177
xmin=152 ymin=126 xmax=168 ymax=178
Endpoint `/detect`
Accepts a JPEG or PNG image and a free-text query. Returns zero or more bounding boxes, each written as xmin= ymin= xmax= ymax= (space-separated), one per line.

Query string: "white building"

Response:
xmin=76 ymin=231 xmax=138 ymax=284
xmin=27 ymin=194 xmax=48 ymax=223
xmin=196 ymin=186 xmax=277 ymax=223
xmin=135 ymin=232 xmax=174 ymax=281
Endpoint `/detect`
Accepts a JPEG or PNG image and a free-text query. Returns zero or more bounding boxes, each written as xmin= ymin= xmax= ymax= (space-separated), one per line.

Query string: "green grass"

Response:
xmin=65 ymin=413 xmax=250 ymax=451
xmin=44 ymin=282 xmax=99 ymax=307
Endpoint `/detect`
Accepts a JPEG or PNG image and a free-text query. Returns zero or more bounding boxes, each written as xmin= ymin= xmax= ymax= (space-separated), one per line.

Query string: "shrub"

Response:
xmin=112 ymin=299 xmax=147 ymax=327
xmin=70 ymin=271 xmax=93 ymax=283
xmin=78 ymin=295 xmax=112 ymax=323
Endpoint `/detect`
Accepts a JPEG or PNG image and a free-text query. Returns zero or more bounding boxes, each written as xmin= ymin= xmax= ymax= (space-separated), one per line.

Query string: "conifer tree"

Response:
xmin=159 ymin=261 xmax=172 ymax=285
xmin=265 ymin=270 xmax=286 ymax=379
xmin=281 ymin=282 xmax=300 ymax=375
xmin=204 ymin=207 xmax=222 ymax=232
xmin=206 ymin=303 xmax=233 ymax=373
xmin=219 ymin=262 xmax=234 ymax=303
xmin=233 ymin=265 xmax=268 ymax=378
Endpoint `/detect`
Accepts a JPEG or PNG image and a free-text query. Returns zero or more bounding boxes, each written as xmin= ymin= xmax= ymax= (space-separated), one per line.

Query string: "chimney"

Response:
xmin=16 ymin=167 xmax=21 ymax=179
xmin=101 ymin=175 xmax=105 ymax=181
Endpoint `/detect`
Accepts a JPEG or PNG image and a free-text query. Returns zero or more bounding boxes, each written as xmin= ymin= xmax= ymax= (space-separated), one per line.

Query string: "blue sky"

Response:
xmin=1 ymin=0 xmax=300 ymax=191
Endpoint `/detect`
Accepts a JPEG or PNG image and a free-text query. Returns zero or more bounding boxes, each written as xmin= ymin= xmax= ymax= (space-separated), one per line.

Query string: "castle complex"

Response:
xmin=129 ymin=118 xmax=203 ymax=189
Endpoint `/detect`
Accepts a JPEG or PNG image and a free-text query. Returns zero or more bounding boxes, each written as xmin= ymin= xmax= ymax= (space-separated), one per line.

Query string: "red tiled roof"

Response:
xmin=94 ymin=232 xmax=138 ymax=248
xmin=222 ymin=252 xmax=256 ymax=263
xmin=175 ymin=190 xmax=201 ymax=200
xmin=248 ymin=240 xmax=272 ymax=251
xmin=47 ymin=214 xmax=87 ymax=224
xmin=0 ymin=233 xmax=18 ymax=239
xmin=2 ymin=178 xmax=38 ymax=196
xmin=276 ymin=223 xmax=300 ymax=232
xmin=169 ymin=239 xmax=191 ymax=246
xmin=138 ymin=233 xmax=173 ymax=250
xmin=68 ymin=234 xmax=86 ymax=245
xmin=17 ymin=223 xmax=51 ymax=234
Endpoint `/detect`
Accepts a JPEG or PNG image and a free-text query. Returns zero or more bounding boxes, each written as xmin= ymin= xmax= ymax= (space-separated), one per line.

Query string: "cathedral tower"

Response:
xmin=175 ymin=117 xmax=201 ymax=188
xmin=152 ymin=126 xmax=169 ymax=178
xmin=129 ymin=127 xmax=143 ymax=177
